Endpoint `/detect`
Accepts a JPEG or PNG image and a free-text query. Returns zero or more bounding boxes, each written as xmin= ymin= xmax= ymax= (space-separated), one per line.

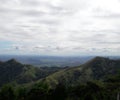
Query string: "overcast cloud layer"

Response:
xmin=0 ymin=0 xmax=120 ymax=56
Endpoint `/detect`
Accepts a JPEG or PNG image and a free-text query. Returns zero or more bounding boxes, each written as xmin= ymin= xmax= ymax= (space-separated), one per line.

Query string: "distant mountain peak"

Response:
xmin=89 ymin=56 xmax=109 ymax=62
xmin=94 ymin=56 xmax=104 ymax=59
xmin=83 ymin=56 xmax=110 ymax=67
xmin=6 ymin=59 xmax=19 ymax=64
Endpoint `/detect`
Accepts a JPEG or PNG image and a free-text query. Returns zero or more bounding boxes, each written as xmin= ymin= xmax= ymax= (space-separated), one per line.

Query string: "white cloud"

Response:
xmin=0 ymin=0 xmax=120 ymax=56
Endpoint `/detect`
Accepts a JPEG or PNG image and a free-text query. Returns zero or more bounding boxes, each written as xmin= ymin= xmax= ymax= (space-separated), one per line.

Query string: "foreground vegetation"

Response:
xmin=0 ymin=74 xmax=120 ymax=100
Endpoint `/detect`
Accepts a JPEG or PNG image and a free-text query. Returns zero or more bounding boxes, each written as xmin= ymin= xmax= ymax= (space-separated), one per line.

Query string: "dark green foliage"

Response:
xmin=0 ymin=59 xmax=67 ymax=86
xmin=45 ymin=57 xmax=120 ymax=87
xmin=0 ymin=77 xmax=120 ymax=100
xmin=0 ymin=59 xmax=24 ymax=86
xmin=16 ymin=87 xmax=27 ymax=100
xmin=0 ymin=84 xmax=15 ymax=100
xmin=51 ymin=83 xmax=67 ymax=100
xmin=25 ymin=82 xmax=50 ymax=100
xmin=26 ymin=88 xmax=47 ymax=100
xmin=0 ymin=57 xmax=120 ymax=100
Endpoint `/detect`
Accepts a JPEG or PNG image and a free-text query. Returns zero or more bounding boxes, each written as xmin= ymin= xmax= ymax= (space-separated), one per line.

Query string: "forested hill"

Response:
xmin=44 ymin=57 xmax=120 ymax=86
xmin=0 ymin=57 xmax=120 ymax=100
xmin=0 ymin=59 xmax=66 ymax=87
xmin=0 ymin=56 xmax=120 ymax=87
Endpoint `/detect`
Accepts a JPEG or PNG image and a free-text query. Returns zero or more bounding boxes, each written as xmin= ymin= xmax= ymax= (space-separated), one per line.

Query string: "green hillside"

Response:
xmin=0 ymin=57 xmax=120 ymax=100
xmin=0 ymin=59 xmax=66 ymax=87
xmin=44 ymin=57 xmax=120 ymax=87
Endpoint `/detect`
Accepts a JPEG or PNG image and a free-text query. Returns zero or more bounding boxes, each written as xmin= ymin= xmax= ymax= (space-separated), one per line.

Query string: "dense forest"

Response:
xmin=0 ymin=76 xmax=120 ymax=100
xmin=0 ymin=57 xmax=120 ymax=100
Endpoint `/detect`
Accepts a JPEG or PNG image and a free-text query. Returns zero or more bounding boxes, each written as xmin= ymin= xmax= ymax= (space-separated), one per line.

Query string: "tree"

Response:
xmin=0 ymin=84 xmax=15 ymax=100
xmin=51 ymin=83 xmax=67 ymax=100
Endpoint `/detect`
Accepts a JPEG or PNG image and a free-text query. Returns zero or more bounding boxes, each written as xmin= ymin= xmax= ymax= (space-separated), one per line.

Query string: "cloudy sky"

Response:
xmin=0 ymin=0 xmax=120 ymax=56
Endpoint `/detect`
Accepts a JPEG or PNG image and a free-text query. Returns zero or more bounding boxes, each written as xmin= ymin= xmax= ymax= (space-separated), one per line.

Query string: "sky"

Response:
xmin=0 ymin=0 xmax=120 ymax=56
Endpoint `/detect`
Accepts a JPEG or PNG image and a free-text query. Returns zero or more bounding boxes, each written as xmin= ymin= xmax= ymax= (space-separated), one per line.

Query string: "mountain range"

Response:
xmin=44 ymin=57 xmax=120 ymax=87
xmin=0 ymin=59 xmax=66 ymax=87
xmin=0 ymin=56 xmax=120 ymax=87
